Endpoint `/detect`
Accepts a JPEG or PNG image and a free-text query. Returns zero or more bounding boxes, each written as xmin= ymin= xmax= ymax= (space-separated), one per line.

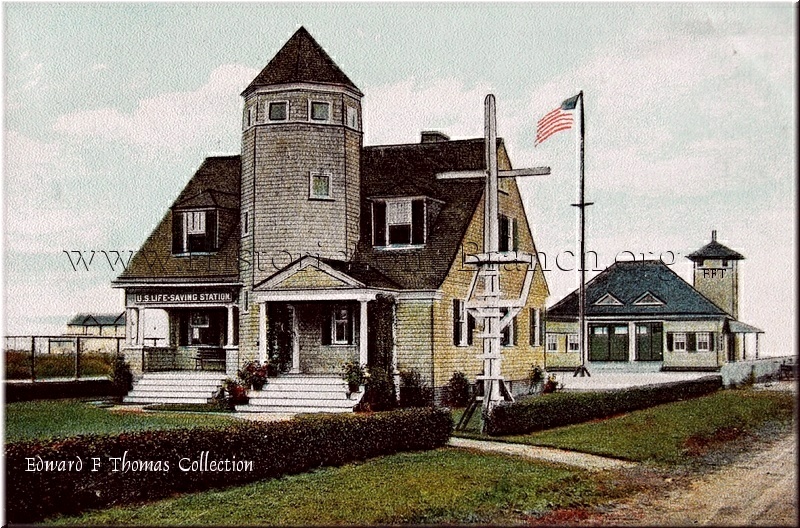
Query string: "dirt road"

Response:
xmin=601 ymin=431 xmax=797 ymax=526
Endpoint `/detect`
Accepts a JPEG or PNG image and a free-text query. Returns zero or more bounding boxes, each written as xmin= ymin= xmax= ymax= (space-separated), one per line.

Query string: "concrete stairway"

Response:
xmin=124 ymin=371 xmax=227 ymax=405
xmin=235 ymin=375 xmax=362 ymax=414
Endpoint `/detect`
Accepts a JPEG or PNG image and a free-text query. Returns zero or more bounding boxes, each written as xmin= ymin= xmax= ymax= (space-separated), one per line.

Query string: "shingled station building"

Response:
xmin=114 ymin=28 xmax=549 ymax=411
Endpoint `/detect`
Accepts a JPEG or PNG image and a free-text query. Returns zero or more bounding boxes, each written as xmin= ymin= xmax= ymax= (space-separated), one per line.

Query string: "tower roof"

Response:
xmin=242 ymin=27 xmax=361 ymax=96
xmin=686 ymin=230 xmax=744 ymax=262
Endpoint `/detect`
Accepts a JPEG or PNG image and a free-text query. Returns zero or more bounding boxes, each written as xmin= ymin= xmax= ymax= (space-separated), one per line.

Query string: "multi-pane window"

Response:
xmin=452 ymin=299 xmax=475 ymax=347
xmin=332 ymin=307 xmax=352 ymax=345
xmin=673 ymin=332 xmax=687 ymax=351
xmin=311 ymin=101 xmax=330 ymax=121
xmin=500 ymin=308 xmax=516 ymax=347
xmin=269 ymin=102 xmax=288 ymax=121
xmin=546 ymin=334 xmax=558 ymax=352
xmin=498 ymin=215 xmax=518 ymax=252
xmin=309 ymin=170 xmax=332 ymax=199
xmin=346 ymin=106 xmax=359 ymax=129
xmin=696 ymin=332 xmax=710 ymax=351
xmin=173 ymin=210 xmax=218 ymax=254
xmin=567 ymin=334 xmax=580 ymax=352
xmin=372 ymin=199 xmax=426 ymax=247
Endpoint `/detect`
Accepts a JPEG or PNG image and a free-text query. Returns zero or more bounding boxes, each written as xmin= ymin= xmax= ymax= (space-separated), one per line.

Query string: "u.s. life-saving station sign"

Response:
xmin=134 ymin=291 xmax=234 ymax=304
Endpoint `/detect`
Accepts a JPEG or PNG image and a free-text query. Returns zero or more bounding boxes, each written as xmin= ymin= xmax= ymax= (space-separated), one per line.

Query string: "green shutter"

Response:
xmin=529 ymin=308 xmax=535 ymax=346
xmin=373 ymin=202 xmax=387 ymax=246
xmin=498 ymin=216 xmax=509 ymax=251
xmin=411 ymin=199 xmax=425 ymax=244
xmin=321 ymin=310 xmax=332 ymax=346
xmin=453 ymin=299 xmax=462 ymax=346
xmin=171 ymin=211 xmax=184 ymax=253
xmin=512 ymin=219 xmax=519 ymax=251
xmin=687 ymin=333 xmax=696 ymax=352
xmin=666 ymin=332 xmax=673 ymax=352
xmin=467 ymin=313 xmax=475 ymax=346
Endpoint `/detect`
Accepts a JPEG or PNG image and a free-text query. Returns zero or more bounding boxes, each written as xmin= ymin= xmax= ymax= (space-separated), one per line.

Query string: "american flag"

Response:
xmin=535 ymin=94 xmax=580 ymax=145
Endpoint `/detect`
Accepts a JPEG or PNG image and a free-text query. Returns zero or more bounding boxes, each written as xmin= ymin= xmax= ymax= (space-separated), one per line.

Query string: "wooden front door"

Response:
xmin=589 ymin=324 xmax=630 ymax=362
xmin=636 ymin=322 xmax=664 ymax=361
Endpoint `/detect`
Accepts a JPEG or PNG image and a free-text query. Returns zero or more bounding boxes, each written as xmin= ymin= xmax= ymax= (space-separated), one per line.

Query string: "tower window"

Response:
xmin=310 ymin=101 xmax=330 ymax=122
xmin=269 ymin=102 xmax=288 ymax=121
xmin=346 ymin=106 xmax=359 ymax=130
xmin=309 ymin=170 xmax=332 ymax=199
xmin=722 ymin=259 xmax=729 ymax=267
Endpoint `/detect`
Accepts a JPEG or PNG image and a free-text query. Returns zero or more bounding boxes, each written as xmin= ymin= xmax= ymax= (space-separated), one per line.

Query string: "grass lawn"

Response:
xmin=501 ymin=388 xmax=795 ymax=466
xmin=46 ymin=448 xmax=637 ymax=525
xmin=5 ymin=399 xmax=238 ymax=442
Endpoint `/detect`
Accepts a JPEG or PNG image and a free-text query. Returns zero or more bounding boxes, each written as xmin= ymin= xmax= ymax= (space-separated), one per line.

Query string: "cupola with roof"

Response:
xmin=687 ymin=230 xmax=744 ymax=318
xmin=240 ymin=27 xmax=363 ymax=288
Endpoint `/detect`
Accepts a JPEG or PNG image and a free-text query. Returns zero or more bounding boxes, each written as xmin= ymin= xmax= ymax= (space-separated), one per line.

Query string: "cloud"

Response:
xmin=53 ymin=64 xmax=258 ymax=153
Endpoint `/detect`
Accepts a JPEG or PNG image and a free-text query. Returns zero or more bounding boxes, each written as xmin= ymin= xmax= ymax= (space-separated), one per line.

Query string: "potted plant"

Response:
xmin=342 ymin=361 xmax=368 ymax=393
xmin=528 ymin=365 xmax=544 ymax=394
xmin=238 ymin=360 xmax=269 ymax=391
xmin=542 ymin=373 xmax=561 ymax=394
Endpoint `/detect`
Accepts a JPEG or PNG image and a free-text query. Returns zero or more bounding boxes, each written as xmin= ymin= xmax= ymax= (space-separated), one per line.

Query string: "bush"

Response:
xmin=111 ymin=356 xmax=133 ymax=399
xmin=358 ymin=367 xmax=397 ymax=412
xmin=398 ymin=369 xmax=434 ymax=408
xmin=5 ymin=407 xmax=453 ymax=523
xmin=443 ymin=371 xmax=471 ymax=408
xmin=486 ymin=375 xmax=722 ymax=436
xmin=5 ymin=379 xmax=116 ymax=403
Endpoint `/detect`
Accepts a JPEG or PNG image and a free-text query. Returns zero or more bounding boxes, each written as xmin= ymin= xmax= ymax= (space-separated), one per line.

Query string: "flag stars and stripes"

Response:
xmin=535 ymin=94 xmax=580 ymax=146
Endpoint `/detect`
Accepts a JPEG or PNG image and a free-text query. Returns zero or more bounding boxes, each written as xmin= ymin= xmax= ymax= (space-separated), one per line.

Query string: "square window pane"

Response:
xmin=388 ymin=224 xmax=412 ymax=245
xmin=311 ymin=102 xmax=329 ymax=121
xmin=269 ymin=102 xmax=287 ymax=121
xmin=312 ymin=172 xmax=330 ymax=197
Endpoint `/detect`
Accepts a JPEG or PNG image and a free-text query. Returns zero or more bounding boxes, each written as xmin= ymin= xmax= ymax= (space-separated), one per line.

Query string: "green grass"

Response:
xmin=4 ymin=399 xmax=238 ymax=442
xmin=502 ymin=389 xmax=795 ymax=466
xmin=46 ymin=449 xmax=634 ymax=525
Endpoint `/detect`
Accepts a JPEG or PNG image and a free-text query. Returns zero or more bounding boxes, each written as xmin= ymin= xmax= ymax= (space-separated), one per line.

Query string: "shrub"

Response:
xmin=5 ymin=350 xmax=33 ymax=379
xmin=5 ymin=379 xmax=116 ymax=403
xmin=398 ymin=369 xmax=434 ymax=408
xmin=358 ymin=367 xmax=397 ymax=412
xmin=111 ymin=356 xmax=133 ymax=399
xmin=443 ymin=371 xmax=471 ymax=408
xmin=212 ymin=378 xmax=249 ymax=410
xmin=5 ymin=407 xmax=453 ymax=523
xmin=486 ymin=375 xmax=722 ymax=436
xmin=238 ymin=360 xmax=269 ymax=390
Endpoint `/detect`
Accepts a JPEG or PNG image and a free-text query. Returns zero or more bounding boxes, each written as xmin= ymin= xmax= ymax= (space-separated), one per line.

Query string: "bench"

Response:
xmin=194 ymin=348 xmax=226 ymax=371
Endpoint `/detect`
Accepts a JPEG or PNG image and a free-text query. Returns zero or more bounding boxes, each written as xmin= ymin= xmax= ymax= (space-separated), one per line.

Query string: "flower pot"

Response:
xmin=348 ymin=382 xmax=360 ymax=393
xmin=252 ymin=380 xmax=265 ymax=391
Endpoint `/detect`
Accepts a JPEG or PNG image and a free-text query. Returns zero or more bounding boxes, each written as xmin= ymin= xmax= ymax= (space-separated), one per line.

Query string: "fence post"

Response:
xmin=30 ymin=336 xmax=36 ymax=382
xmin=75 ymin=337 xmax=81 ymax=380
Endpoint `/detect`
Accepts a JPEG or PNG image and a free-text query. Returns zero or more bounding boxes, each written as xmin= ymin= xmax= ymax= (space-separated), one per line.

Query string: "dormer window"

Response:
xmin=269 ymin=102 xmax=288 ymax=121
xmin=346 ymin=106 xmax=359 ymax=130
xmin=372 ymin=198 xmax=425 ymax=247
xmin=172 ymin=209 xmax=218 ymax=254
xmin=310 ymin=101 xmax=330 ymax=122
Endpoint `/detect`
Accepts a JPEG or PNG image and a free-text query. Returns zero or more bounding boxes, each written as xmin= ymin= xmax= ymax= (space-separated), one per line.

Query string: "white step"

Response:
xmin=125 ymin=396 xmax=212 ymax=405
xmin=235 ymin=404 xmax=354 ymax=414
xmin=123 ymin=371 xmax=225 ymax=405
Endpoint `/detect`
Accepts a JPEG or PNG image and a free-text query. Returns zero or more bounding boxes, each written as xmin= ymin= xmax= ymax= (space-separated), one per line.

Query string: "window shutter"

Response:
xmin=688 ymin=333 xmax=696 ymax=352
xmin=373 ymin=202 xmax=387 ymax=246
xmin=666 ymin=332 xmax=673 ymax=352
xmin=512 ymin=219 xmax=519 ymax=251
xmin=171 ymin=211 xmax=184 ymax=253
xmin=453 ymin=299 xmax=462 ymax=346
xmin=512 ymin=316 xmax=518 ymax=346
xmin=529 ymin=308 xmax=535 ymax=346
xmin=539 ymin=308 xmax=546 ymax=348
xmin=321 ymin=311 xmax=332 ymax=345
xmin=206 ymin=210 xmax=218 ymax=251
xmin=467 ymin=313 xmax=475 ymax=346
xmin=498 ymin=216 xmax=509 ymax=252
xmin=411 ymin=199 xmax=425 ymax=244
xmin=710 ymin=332 xmax=716 ymax=351
xmin=347 ymin=309 xmax=354 ymax=345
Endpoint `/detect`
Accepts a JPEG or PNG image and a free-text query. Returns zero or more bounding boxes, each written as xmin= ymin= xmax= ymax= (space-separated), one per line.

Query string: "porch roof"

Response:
xmin=727 ymin=320 xmax=764 ymax=334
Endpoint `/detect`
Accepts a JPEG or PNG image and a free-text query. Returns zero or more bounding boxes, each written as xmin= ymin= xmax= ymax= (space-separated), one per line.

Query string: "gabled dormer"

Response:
xmin=633 ymin=291 xmax=664 ymax=306
xmin=594 ymin=293 xmax=623 ymax=306
xmin=369 ymin=195 xmax=443 ymax=249
xmin=171 ymin=208 xmax=219 ymax=255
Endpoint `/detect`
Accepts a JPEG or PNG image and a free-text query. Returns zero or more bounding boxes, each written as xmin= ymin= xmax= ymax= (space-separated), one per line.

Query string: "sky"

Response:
xmin=2 ymin=3 xmax=796 ymax=356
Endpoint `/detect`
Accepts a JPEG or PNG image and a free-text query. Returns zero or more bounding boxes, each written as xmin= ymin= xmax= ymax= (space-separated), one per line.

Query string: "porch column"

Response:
xmin=137 ymin=308 xmax=145 ymax=346
xmin=290 ymin=306 xmax=300 ymax=373
xmin=226 ymin=305 xmax=235 ymax=346
xmin=258 ymin=302 xmax=267 ymax=363
xmin=125 ymin=308 xmax=135 ymax=346
xmin=359 ymin=300 xmax=368 ymax=366
xmin=755 ymin=333 xmax=760 ymax=359
xmin=628 ymin=322 xmax=636 ymax=362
